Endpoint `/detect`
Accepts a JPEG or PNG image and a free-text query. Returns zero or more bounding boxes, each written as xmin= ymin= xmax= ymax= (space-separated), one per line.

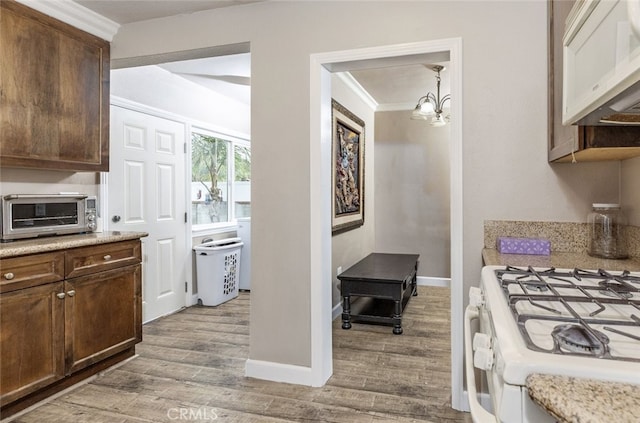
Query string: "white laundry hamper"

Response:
xmin=194 ymin=237 xmax=243 ymax=306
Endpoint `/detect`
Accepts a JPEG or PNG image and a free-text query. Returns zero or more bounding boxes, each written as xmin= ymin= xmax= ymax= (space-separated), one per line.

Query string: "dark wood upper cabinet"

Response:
xmin=548 ymin=0 xmax=640 ymax=163
xmin=0 ymin=0 xmax=110 ymax=171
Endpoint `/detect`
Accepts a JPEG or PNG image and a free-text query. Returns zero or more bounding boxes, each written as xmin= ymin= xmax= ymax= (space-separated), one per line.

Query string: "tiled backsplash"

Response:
xmin=485 ymin=220 xmax=640 ymax=258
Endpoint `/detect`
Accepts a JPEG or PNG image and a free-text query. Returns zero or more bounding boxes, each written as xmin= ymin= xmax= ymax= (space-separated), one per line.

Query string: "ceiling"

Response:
xmin=75 ymin=0 xmax=450 ymax=110
xmin=75 ymin=0 xmax=263 ymax=25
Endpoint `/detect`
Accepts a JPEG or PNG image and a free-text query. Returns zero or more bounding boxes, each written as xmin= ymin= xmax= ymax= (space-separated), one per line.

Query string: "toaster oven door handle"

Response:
xmin=3 ymin=194 xmax=88 ymax=200
xmin=464 ymin=304 xmax=499 ymax=423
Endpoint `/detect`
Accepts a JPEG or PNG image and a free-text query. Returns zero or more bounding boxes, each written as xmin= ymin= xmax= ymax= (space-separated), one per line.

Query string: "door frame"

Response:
xmin=309 ymin=38 xmax=465 ymax=409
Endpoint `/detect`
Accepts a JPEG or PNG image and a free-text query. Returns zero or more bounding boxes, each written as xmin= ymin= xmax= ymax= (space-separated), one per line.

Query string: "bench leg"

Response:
xmin=392 ymin=299 xmax=403 ymax=335
xmin=341 ymin=295 xmax=352 ymax=329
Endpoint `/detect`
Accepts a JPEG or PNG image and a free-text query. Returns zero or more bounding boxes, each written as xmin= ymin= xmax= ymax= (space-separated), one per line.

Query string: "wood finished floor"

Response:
xmin=9 ymin=286 xmax=472 ymax=423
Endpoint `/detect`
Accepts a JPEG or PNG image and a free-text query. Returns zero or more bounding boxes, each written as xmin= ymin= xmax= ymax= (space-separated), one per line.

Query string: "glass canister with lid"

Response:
xmin=587 ymin=203 xmax=628 ymax=259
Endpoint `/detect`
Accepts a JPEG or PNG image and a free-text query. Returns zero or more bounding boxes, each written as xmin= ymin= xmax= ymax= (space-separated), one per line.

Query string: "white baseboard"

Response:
xmin=245 ymin=359 xmax=314 ymax=386
xmin=332 ymin=302 xmax=342 ymax=321
xmin=417 ymin=276 xmax=450 ymax=287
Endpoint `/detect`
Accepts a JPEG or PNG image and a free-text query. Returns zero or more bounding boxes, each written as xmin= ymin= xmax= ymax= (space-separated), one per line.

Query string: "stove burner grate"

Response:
xmin=598 ymin=280 xmax=634 ymax=299
xmin=496 ymin=266 xmax=640 ymax=362
xmin=551 ymin=324 xmax=610 ymax=356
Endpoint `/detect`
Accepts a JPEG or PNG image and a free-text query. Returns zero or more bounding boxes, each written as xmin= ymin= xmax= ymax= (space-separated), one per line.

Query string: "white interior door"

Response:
xmin=108 ymin=105 xmax=187 ymax=322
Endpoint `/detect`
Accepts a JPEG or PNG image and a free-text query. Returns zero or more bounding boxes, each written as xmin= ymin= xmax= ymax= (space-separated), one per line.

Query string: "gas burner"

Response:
xmin=598 ymin=280 xmax=633 ymax=299
xmin=523 ymin=282 xmax=549 ymax=293
xmin=551 ymin=324 xmax=609 ymax=356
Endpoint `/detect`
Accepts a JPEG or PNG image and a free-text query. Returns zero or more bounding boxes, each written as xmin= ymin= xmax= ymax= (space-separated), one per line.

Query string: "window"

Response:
xmin=191 ymin=129 xmax=250 ymax=230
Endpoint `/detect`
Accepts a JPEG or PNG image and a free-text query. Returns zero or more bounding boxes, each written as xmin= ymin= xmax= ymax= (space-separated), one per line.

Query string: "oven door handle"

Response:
xmin=464 ymin=304 xmax=499 ymax=423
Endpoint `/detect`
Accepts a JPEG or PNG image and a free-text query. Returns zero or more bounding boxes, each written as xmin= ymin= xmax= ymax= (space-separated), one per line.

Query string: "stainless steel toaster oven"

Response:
xmin=0 ymin=194 xmax=97 ymax=242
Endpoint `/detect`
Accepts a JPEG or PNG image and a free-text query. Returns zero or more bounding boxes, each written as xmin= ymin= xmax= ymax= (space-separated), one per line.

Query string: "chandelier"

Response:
xmin=410 ymin=65 xmax=450 ymax=126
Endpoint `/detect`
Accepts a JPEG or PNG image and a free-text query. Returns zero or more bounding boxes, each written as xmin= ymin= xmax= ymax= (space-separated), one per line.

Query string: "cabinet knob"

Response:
xmin=57 ymin=292 xmax=66 ymax=299
xmin=3 ymin=272 xmax=14 ymax=280
xmin=103 ymin=255 xmax=112 ymax=261
xmin=67 ymin=290 xmax=76 ymax=297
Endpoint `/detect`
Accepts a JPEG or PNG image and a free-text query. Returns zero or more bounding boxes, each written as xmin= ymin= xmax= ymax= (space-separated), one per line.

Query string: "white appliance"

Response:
xmin=237 ymin=217 xmax=251 ymax=290
xmin=465 ymin=265 xmax=640 ymax=422
xmin=563 ymin=0 xmax=640 ymax=125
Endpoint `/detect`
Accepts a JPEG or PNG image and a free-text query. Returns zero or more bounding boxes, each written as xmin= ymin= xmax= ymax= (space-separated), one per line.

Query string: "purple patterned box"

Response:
xmin=496 ymin=237 xmax=551 ymax=255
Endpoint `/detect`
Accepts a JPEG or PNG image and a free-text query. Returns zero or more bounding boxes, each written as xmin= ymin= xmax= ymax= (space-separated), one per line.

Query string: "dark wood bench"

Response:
xmin=337 ymin=253 xmax=419 ymax=334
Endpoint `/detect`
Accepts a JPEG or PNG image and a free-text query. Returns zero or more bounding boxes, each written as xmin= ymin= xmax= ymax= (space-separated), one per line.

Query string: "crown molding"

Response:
xmin=336 ymin=72 xmax=378 ymax=111
xmin=16 ymin=0 xmax=120 ymax=41
xmin=376 ymin=102 xmax=416 ymax=112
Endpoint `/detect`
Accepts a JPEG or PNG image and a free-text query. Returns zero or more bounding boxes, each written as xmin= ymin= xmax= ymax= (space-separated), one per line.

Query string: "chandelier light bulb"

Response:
xmin=420 ymin=101 xmax=435 ymax=115
xmin=410 ymin=64 xmax=451 ymax=125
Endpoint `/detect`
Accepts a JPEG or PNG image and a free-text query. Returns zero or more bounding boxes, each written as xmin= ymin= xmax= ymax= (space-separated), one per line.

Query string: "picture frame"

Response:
xmin=331 ymin=99 xmax=365 ymax=234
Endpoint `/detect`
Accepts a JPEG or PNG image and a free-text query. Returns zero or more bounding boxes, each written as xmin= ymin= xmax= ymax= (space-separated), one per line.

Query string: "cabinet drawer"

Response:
xmin=65 ymin=240 xmax=141 ymax=279
xmin=0 ymin=252 xmax=65 ymax=293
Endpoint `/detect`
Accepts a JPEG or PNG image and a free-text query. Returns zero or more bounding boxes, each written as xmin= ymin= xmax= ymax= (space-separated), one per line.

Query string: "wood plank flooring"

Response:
xmin=8 ymin=286 xmax=471 ymax=422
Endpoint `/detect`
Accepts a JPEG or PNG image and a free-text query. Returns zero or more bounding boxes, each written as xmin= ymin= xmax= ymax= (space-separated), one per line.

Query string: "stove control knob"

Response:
xmin=473 ymin=347 xmax=494 ymax=371
xmin=473 ymin=333 xmax=492 ymax=351
xmin=469 ymin=287 xmax=484 ymax=307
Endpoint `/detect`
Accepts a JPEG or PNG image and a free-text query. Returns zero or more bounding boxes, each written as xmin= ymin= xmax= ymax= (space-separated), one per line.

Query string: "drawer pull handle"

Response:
xmin=3 ymin=272 xmax=15 ymax=280
xmin=67 ymin=290 xmax=76 ymax=297
xmin=103 ymin=255 xmax=112 ymax=261
xmin=57 ymin=292 xmax=66 ymax=299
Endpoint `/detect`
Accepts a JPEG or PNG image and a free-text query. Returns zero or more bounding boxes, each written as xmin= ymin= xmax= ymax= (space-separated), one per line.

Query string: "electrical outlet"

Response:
xmin=337 ymin=266 xmax=343 ymax=275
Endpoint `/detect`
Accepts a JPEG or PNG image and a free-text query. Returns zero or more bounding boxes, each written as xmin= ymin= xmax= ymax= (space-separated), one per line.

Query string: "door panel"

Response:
xmin=124 ymin=160 xmax=146 ymax=223
xmin=109 ymin=105 xmax=186 ymax=322
xmin=157 ymin=238 xmax=175 ymax=296
xmin=156 ymin=163 xmax=175 ymax=220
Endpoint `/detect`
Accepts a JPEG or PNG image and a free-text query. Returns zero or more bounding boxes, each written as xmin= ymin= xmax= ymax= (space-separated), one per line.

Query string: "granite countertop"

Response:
xmin=482 ymin=248 xmax=640 ymax=271
xmin=527 ymin=374 xmax=640 ymax=423
xmin=0 ymin=231 xmax=148 ymax=258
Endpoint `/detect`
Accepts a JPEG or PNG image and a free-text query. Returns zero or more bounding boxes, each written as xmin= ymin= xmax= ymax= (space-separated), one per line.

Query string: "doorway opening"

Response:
xmin=104 ymin=44 xmax=252 ymax=323
xmin=309 ymin=38 xmax=464 ymax=410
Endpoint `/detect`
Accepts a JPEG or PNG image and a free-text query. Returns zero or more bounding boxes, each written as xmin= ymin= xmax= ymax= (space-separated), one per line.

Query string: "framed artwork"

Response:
xmin=331 ymin=99 xmax=365 ymax=234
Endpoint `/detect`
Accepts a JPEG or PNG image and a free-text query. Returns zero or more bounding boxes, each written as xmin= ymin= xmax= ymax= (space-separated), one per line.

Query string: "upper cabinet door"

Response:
xmin=563 ymin=0 xmax=640 ymax=125
xmin=0 ymin=0 xmax=110 ymax=172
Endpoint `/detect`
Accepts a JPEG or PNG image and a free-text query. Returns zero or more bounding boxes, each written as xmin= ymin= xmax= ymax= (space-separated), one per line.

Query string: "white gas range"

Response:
xmin=465 ymin=265 xmax=640 ymax=423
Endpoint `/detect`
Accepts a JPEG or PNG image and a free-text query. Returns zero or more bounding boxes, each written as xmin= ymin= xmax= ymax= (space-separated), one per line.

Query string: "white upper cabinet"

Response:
xmin=563 ymin=0 xmax=640 ymax=125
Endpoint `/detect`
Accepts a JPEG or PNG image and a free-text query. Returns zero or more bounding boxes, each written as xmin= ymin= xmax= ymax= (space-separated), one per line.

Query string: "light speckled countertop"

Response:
xmin=0 ymin=231 xmax=148 ymax=258
xmin=527 ymin=374 xmax=640 ymax=423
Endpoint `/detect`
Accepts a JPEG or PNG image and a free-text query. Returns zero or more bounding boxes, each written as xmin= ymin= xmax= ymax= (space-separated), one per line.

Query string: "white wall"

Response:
xmin=375 ymin=110 xmax=451 ymax=279
xmin=110 ymin=0 xmax=621 ymax=370
xmin=330 ymin=74 xmax=376 ymax=308
xmin=0 ymin=168 xmax=99 ymax=198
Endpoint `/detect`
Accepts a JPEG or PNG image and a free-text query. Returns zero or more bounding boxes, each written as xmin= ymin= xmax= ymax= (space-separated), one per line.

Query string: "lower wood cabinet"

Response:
xmin=65 ymin=265 xmax=141 ymax=374
xmin=0 ymin=282 xmax=65 ymax=406
xmin=0 ymin=240 xmax=142 ymax=416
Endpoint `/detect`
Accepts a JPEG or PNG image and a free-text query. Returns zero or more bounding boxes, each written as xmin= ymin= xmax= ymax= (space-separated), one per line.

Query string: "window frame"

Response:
xmin=189 ymin=125 xmax=250 ymax=235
